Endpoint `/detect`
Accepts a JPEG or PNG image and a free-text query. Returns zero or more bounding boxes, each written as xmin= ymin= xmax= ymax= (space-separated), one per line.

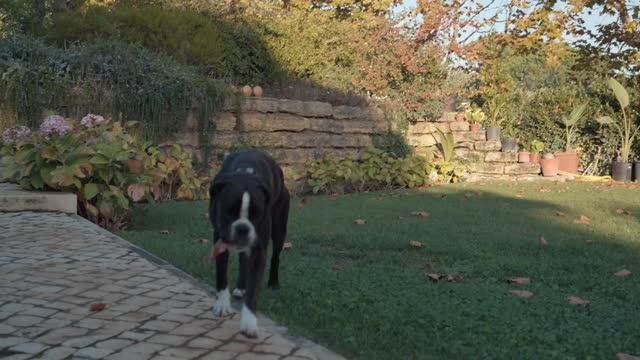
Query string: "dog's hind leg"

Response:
xmin=233 ymin=254 xmax=247 ymax=299
xmin=268 ymin=190 xmax=290 ymax=290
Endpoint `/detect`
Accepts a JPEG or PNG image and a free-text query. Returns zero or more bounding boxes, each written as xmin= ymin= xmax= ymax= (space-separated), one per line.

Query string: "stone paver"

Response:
xmin=0 ymin=211 xmax=343 ymax=360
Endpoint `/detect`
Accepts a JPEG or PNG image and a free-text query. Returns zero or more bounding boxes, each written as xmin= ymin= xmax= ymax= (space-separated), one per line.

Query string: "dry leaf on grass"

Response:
xmin=203 ymin=212 xmax=209 ymax=219
xmin=555 ymin=211 xmax=567 ymax=217
xmin=540 ymin=237 xmax=549 ymax=246
xmin=331 ymin=264 xmax=343 ymax=272
xmin=567 ymin=296 xmax=590 ymax=305
xmin=198 ymin=239 xmax=209 ymax=244
xmin=573 ymin=215 xmax=591 ymax=224
xmin=507 ymin=277 xmax=531 ymax=285
xmin=510 ymin=290 xmax=534 ymax=299
xmin=295 ymin=203 xmax=304 ymax=209
xmin=427 ymin=273 xmax=462 ymax=283
xmin=454 ymin=275 xmax=463 ymax=283
xmin=540 ymin=188 xmax=552 ymax=193
xmin=398 ymin=216 xmax=406 ymax=220
xmin=283 ymin=242 xmax=293 ymax=250
xmin=159 ymin=230 xmax=170 ymax=235
xmin=410 ymin=211 xmax=430 ymax=217
xmin=617 ymin=353 xmax=640 ymax=360
xmin=409 ymin=240 xmax=423 ymax=248
xmin=427 ymin=273 xmax=444 ymax=282
xmin=585 ymin=240 xmax=593 ymax=245
xmin=90 ymin=303 xmax=107 ymax=312
xmin=614 ymin=269 xmax=632 ymax=277
xmin=354 ymin=219 xmax=366 ymax=225
xmin=616 ymin=208 xmax=633 ymax=216
xmin=432 ymin=194 xmax=447 ymax=199
xmin=329 ymin=196 xmax=337 ymax=201
xmin=516 ymin=194 xmax=525 ymax=199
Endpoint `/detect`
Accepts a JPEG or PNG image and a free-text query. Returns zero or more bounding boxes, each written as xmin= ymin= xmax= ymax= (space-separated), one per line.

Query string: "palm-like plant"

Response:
xmin=558 ymin=102 xmax=588 ymax=152
xmin=596 ymin=78 xmax=639 ymax=163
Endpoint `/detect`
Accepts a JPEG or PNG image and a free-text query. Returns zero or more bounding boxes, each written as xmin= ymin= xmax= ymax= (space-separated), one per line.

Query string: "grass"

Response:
xmin=120 ymin=181 xmax=640 ymax=359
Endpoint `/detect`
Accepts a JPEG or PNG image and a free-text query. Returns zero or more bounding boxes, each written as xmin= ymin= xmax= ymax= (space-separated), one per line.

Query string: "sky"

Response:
xmin=394 ymin=0 xmax=616 ymax=45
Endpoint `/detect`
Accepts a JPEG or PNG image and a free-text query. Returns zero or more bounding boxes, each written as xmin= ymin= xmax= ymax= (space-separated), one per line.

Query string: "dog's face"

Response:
xmin=210 ymin=177 xmax=269 ymax=252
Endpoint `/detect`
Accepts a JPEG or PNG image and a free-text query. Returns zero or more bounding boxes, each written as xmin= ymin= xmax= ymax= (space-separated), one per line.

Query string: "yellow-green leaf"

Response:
xmin=608 ymin=78 xmax=629 ymax=109
xmin=84 ymin=183 xmax=100 ymax=200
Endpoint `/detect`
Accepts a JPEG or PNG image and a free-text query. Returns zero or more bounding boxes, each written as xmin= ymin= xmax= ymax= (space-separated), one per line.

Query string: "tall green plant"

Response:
xmin=436 ymin=128 xmax=455 ymax=162
xmin=558 ymin=102 xmax=588 ymax=152
xmin=596 ymin=78 xmax=639 ymax=162
xmin=485 ymin=96 xmax=507 ymax=128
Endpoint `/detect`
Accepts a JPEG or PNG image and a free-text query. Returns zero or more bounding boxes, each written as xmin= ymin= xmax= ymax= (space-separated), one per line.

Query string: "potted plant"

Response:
xmin=518 ymin=144 xmax=530 ymax=163
xmin=485 ymin=96 xmax=506 ymax=141
xmin=596 ymin=78 xmax=639 ymax=182
xmin=556 ymin=102 xmax=588 ymax=174
xmin=528 ymin=140 xmax=544 ymax=164
xmin=540 ymin=153 xmax=559 ymax=177
xmin=455 ymin=103 xmax=467 ymax=122
xmin=500 ymin=124 xmax=518 ymax=153
xmin=464 ymin=103 xmax=485 ymax=132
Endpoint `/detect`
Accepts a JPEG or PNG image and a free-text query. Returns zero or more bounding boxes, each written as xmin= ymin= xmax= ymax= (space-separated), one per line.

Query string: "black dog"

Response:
xmin=208 ymin=150 xmax=290 ymax=338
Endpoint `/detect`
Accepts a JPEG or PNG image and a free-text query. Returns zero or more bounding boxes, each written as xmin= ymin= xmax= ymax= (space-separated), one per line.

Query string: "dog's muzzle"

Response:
xmin=230 ymin=219 xmax=256 ymax=250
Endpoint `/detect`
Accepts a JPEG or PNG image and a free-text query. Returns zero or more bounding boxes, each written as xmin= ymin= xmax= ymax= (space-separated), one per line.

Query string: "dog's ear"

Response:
xmin=257 ymin=182 xmax=272 ymax=207
xmin=209 ymin=174 xmax=231 ymax=199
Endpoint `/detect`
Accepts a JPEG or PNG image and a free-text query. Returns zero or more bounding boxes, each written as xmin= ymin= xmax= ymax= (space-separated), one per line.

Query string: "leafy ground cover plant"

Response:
xmin=1 ymin=114 xmax=208 ymax=229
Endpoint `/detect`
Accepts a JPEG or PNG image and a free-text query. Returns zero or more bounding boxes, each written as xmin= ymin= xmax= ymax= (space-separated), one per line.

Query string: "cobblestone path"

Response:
xmin=0 ymin=212 xmax=342 ymax=360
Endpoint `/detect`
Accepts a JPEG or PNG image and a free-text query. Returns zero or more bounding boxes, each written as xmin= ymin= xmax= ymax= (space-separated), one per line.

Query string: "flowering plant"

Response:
xmin=40 ymin=115 xmax=72 ymax=137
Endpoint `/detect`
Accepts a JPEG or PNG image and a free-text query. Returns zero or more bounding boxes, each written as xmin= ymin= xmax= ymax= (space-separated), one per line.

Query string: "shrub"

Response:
xmin=0 ymin=35 xmax=229 ymax=140
xmin=303 ymin=148 xmax=444 ymax=195
xmin=0 ymin=115 xmax=208 ymax=229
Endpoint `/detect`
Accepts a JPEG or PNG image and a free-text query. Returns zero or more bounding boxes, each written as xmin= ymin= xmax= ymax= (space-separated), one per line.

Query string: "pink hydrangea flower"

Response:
xmin=1 ymin=126 xmax=31 ymax=144
xmin=80 ymin=113 xmax=105 ymax=128
xmin=40 ymin=115 xmax=71 ymax=137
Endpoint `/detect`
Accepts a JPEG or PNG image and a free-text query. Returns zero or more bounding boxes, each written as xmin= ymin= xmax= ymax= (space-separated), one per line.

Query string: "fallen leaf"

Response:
xmin=301 ymin=196 xmax=309 ymax=204
xmin=331 ymin=263 xmax=343 ymax=272
xmin=567 ymin=296 xmax=590 ymax=305
xmin=454 ymin=275 xmax=463 ymax=283
xmin=409 ymin=240 xmax=423 ymax=248
xmin=616 ymin=208 xmax=625 ymax=214
xmin=540 ymin=237 xmax=549 ymax=246
xmin=159 ymin=230 xmax=170 ymax=235
xmin=90 ymin=303 xmax=107 ymax=312
xmin=614 ymin=269 xmax=632 ymax=277
xmin=295 ymin=203 xmax=304 ymax=209
xmin=510 ymin=290 xmax=534 ymax=298
xmin=573 ymin=215 xmax=591 ymax=224
xmin=502 ymin=202 xmax=511 ymax=207
xmin=617 ymin=353 xmax=640 ymax=360
xmin=516 ymin=194 xmax=524 ymax=199
xmin=410 ymin=211 xmax=430 ymax=217
xmin=507 ymin=277 xmax=531 ymax=285
xmin=464 ymin=192 xmax=474 ymax=198
xmin=432 ymin=194 xmax=447 ymax=199
xmin=283 ymin=242 xmax=293 ymax=250
xmin=555 ymin=211 xmax=567 ymax=217
xmin=398 ymin=216 xmax=406 ymax=220
xmin=585 ymin=240 xmax=593 ymax=245
xmin=198 ymin=239 xmax=209 ymax=244
xmin=540 ymin=188 xmax=552 ymax=193
xmin=446 ymin=275 xmax=454 ymax=282
xmin=354 ymin=219 xmax=366 ymax=225
xmin=375 ymin=197 xmax=384 ymax=201
xmin=203 ymin=212 xmax=209 ymax=219
xmin=329 ymin=196 xmax=337 ymax=201
xmin=427 ymin=273 xmax=443 ymax=282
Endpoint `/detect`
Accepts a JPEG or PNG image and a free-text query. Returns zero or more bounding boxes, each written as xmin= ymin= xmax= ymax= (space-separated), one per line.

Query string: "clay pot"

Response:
xmin=470 ymin=123 xmax=481 ymax=132
xmin=555 ymin=151 xmax=579 ymax=174
xmin=540 ymin=158 xmax=559 ymax=177
xmin=455 ymin=113 xmax=465 ymax=122
xmin=530 ymin=153 xmax=540 ymax=164
xmin=518 ymin=151 xmax=530 ymax=163
xmin=242 ymin=85 xmax=253 ymax=97
xmin=252 ymin=85 xmax=263 ymax=97
xmin=612 ymin=162 xmax=632 ymax=182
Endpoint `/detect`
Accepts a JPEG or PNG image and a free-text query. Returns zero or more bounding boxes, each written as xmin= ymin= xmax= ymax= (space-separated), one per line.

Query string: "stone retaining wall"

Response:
xmin=169 ymin=97 xmax=541 ymax=181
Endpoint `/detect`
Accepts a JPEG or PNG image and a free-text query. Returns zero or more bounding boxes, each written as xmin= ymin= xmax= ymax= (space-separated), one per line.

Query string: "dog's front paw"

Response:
xmin=212 ymin=288 xmax=234 ymax=317
xmin=232 ymin=288 xmax=245 ymax=299
xmin=240 ymin=304 xmax=258 ymax=338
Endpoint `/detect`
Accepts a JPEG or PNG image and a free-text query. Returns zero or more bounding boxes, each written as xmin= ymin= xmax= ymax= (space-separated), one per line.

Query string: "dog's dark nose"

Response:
xmin=235 ymin=224 xmax=250 ymax=237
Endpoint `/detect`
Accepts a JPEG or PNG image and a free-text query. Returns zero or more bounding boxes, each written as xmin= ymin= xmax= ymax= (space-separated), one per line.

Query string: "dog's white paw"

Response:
xmin=212 ymin=288 xmax=234 ymax=317
xmin=240 ymin=304 xmax=258 ymax=338
xmin=232 ymin=288 xmax=245 ymax=299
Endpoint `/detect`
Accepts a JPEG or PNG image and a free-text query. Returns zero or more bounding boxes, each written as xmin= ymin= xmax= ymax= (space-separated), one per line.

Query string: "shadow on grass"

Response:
xmin=122 ymin=182 xmax=640 ymax=359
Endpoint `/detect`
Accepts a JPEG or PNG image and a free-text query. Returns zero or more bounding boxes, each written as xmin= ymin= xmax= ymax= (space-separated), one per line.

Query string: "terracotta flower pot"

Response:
xmin=518 ymin=151 xmax=530 ymax=163
xmin=540 ymin=158 xmax=559 ymax=177
xmin=252 ymin=85 xmax=263 ymax=97
xmin=555 ymin=152 xmax=579 ymax=174
xmin=455 ymin=113 xmax=465 ymax=122
xmin=470 ymin=123 xmax=481 ymax=132
xmin=242 ymin=85 xmax=253 ymax=97
xmin=530 ymin=153 xmax=540 ymax=164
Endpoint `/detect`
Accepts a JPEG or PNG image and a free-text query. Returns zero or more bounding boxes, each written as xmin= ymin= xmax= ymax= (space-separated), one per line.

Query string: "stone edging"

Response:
xmin=71 ymin=214 xmax=345 ymax=360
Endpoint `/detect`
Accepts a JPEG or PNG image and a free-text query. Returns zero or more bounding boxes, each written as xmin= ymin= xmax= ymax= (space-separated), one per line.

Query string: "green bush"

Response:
xmin=1 ymin=115 xmax=208 ymax=229
xmin=43 ymin=5 xmax=280 ymax=84
xmin=303 ymin=148 xmax=436 ymax=194
xmin=0 ymin=35 xmax=229 ymax=140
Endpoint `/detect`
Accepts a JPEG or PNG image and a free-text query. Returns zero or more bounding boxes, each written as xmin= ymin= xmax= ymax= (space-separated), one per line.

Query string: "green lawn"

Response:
xmin=120 ymin=181 xmax=640 ymax=359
